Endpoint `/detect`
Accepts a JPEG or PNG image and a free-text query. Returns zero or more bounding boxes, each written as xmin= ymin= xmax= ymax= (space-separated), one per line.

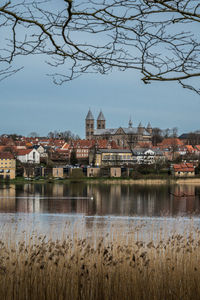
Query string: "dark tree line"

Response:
xmin=152 ymin=127 xmax=178 ymax=146
xmin=47 ymin=130 xmax=80 ymax=141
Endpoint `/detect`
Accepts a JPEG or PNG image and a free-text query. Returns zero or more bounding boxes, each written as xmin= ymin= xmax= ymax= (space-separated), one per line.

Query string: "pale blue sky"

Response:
xmin=1 ymin=53 xmax=200 ymax=138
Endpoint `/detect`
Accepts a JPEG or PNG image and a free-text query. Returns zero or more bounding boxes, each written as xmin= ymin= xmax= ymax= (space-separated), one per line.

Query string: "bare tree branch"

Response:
xmin=0 ymin=0 xmax=199 ymax=93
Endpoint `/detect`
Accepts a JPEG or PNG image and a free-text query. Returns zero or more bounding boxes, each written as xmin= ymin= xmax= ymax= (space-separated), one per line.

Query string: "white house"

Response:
xmin=132 ymin=148 xmax=165 ymax=165
xmin=34 ymin=145 xmax=48 ymax=158
xmin=17 ymin=149 xmax=40 ymax=164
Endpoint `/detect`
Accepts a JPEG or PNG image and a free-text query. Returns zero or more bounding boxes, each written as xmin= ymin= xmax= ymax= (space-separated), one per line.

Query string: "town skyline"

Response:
xmin=0 ymin=103 xmax=199 ymax=139
xmin=1 ymin=52 xmax=200 ymax=138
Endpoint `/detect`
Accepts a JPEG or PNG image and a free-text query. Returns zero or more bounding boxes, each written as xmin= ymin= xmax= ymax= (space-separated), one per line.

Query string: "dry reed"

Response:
xmin=0 ymin=223 xmax=200 ymax=300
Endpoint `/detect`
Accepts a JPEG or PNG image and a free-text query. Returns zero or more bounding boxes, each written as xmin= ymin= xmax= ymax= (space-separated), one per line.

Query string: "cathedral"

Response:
xmin=85 ymin=109 xmax=152 ymax=148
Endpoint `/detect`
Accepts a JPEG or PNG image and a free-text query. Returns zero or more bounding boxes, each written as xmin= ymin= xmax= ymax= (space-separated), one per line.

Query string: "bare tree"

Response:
xmin=0 ymin=0 xmax=200 ymax=93
xmin=152 ymin=127 xmax=163 ymax=146
xmin=28 ymin=132 xmax=39 ymax=138
xmin=187 ymin=132 xmax=200 ymax=146
xmin=171 ymin=127 xmax=178 ymax=138
xmin=47 ymin=130 xmax=80 ymax=140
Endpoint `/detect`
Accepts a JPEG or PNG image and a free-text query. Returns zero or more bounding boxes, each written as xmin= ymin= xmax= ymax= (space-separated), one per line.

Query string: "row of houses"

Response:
xmin=0 ymin=150 xmax=196 ymax=180
xmin=1 ymin=135 xmax=200 ymax=164
xmin=89 ymin=148 xmax=165 ymax=166
xmin=0 ymin=135 xmax=200 ymax=179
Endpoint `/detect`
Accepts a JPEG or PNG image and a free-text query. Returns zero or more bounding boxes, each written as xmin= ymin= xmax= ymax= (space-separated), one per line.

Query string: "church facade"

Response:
xmin=85 ymin=110 xmax=152 ymax=148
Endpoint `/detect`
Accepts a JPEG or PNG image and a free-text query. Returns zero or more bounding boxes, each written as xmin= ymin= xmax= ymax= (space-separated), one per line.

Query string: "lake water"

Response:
xmin=0 ymin=182 xmax=200 ymax=239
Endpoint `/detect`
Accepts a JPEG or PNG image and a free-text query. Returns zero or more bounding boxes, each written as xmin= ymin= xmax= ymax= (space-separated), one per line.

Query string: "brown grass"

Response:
xmin=0 ymin=224 xmax=200 ymax=300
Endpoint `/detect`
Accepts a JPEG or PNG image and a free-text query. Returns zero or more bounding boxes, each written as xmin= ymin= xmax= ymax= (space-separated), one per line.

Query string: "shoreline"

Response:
xmin=3 ymin=176 xmax=200 ymax=185
xmin=85 ymin=178 xmax=200 ymax=185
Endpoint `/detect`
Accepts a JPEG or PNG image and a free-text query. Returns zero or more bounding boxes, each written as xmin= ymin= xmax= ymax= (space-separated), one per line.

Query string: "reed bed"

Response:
xmin=0 ymin=223 xmax=200 ymax=300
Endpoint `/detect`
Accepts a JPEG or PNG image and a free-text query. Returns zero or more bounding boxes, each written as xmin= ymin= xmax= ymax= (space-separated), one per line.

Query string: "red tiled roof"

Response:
xmin=62 ymin=143 xmax=70 ymax=150
xmin=0 ymin=146 xmax=6 ymax=151
xmin=70 ymin=139 xmax=119 ymax=150
xmin=158 ymin=138 xmax=184 ymax=148
xmin=17 ymin=149 xmax=33 ymax=156
xmin=14 ymin=141 xmax=26 ymax=146
xmin=195 ymin=145 xmax=200 ymax=151
xmin=185 ymin=145 xmax=196 ymax=153
xmin=173 ymin=163 xmax=194 ymax=172
xmin=55 ymin=149 xmax=69 ymax=153
xmin=0 ymin=152 xmax=15 ymax=159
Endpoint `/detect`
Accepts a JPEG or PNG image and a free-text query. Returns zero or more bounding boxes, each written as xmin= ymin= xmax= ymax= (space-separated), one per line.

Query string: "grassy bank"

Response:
xmin=7 ymin=176 xmax=200 ymax=185
xmin=0 ymin=225 xmax=200 ymax=300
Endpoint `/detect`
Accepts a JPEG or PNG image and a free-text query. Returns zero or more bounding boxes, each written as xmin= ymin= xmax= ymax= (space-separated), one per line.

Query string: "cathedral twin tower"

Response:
xmin=85 ymin=109 xmax=105 ymax=140
xmin=85 ymin=109 xmax=153 ymax=147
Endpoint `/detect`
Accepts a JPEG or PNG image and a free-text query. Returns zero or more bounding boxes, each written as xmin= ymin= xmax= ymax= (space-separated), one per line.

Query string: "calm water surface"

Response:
xmin=0 ymin=182 xmax=200 ymax=238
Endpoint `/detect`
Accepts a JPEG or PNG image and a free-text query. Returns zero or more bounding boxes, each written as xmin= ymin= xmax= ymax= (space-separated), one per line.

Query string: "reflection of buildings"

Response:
xmin=171 ymin=185 xmax=199 ymax=215
xmin=86 ymin=184 xmax=200 ymax=217
xmin=0 ymin=184 xmax=16 ymax=212
xmin=0 ymin=183 xmax=200 ymax=217
xmin=52 ymin=184 xmax=64 ymax=197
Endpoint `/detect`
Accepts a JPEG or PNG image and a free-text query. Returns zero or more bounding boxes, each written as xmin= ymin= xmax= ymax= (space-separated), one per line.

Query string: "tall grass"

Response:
xmin=0 ymin=224 xmax=200 ymax=300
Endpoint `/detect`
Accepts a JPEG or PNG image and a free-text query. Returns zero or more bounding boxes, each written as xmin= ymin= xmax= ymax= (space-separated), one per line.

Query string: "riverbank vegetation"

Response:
xmin=3 ymin=175 xmax=200 ymax=186
xmin=0 ymin=225 xmax=200 ymax=300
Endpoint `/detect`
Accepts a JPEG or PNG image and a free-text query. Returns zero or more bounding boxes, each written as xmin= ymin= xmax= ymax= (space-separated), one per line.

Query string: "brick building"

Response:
xmin=85 ymin=110 xmax=152 ymax=148
xmin=0 ymin=152 xmax=16 ymax=179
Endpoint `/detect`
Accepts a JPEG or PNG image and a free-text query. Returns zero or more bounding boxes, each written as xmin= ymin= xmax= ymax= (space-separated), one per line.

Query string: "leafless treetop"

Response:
xmin=0 ymin=0 xmax=200 ymax=93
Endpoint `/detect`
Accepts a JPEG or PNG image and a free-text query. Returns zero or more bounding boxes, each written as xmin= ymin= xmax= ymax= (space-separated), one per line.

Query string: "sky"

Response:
xmin=0 ymin=53 xmax=200 ymax=139
xmin=0 ymin=0 xmax=200 ymax=139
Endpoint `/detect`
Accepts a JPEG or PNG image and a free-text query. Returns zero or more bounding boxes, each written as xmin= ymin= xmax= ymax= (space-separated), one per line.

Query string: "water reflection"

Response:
xmin=0 ymin=183 xmax=200 ymax=217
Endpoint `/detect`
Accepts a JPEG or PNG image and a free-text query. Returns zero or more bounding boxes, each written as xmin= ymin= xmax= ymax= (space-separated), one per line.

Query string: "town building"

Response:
xmin=132 ymin=148 xmax=165 ymax=165
xmin=172 ymin=163 xmax=195 ymax=177
xmin=17 ymin=149 xmax=40 ymax=164
xmin=90 ymin=149 xmax=133 ymax=167
xmin=0 ymin=152 xmax=16 ymax=179
xmin=85 ymin=109 xmax=152 ymax=148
